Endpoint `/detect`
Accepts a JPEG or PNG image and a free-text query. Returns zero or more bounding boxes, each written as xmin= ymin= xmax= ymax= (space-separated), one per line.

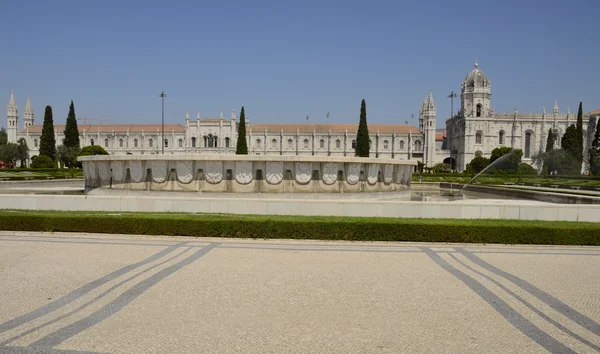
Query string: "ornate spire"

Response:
xmin=25 ymin=96 xmax=33 ymax=113
xmin=553 ymin=100 xmax=559 ymax=113
xmin=197 ymin=110 xmax=200 ymax=120
xmin=428 ymin=89 xmax=435 ymax=109
xmin=185 ymin=110 xmax=190 ymax=120
xmin=8 ymin=90 xmax=16 ymax=107
xmin=474 ymin=60 xmax=479 ymax=69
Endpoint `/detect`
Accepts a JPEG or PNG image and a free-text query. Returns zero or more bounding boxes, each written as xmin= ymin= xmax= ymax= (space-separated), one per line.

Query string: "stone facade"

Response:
xmin=446 ymin=62 xmax=600 ymax=172
xmin=8 ymin=63 xmax=598 ymax=171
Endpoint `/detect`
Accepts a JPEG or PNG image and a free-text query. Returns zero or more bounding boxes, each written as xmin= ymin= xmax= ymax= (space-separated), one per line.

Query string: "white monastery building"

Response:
xmin=6 ymin=63 xmax=599 ymax=171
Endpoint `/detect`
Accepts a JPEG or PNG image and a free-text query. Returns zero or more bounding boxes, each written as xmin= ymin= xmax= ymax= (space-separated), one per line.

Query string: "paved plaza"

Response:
xmin=0 ymin=232 xmax=599 ymax=353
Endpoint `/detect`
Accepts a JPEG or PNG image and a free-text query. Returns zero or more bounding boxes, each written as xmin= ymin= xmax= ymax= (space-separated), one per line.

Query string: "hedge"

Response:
xmin=1 ymin=211 xmax=599 ymax=245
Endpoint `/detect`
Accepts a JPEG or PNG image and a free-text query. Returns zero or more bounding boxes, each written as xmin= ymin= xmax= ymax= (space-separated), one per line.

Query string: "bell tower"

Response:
xmin=6 ymin=90 xmax=18 ymax=143
xmin=24 ymin=96 xmax=34 ymax=129
xmin=423 ymin=90 xmax=436 ymax=167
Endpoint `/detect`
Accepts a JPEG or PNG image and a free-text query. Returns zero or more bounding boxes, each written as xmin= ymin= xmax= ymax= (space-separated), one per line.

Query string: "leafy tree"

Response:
xmin=466 ymin=156 xmax=490 ymax=174
xmin=75 ymin=145 xmax=109 ymax=167
xmin=30 ymin=155 xmax=55 ymax=169
xmin=63 ymin=100 xmax=80 ymax=149
xmin=545 ymin=128 xmax=555 ymax=152
xmin=235 ymin=106 xmax=248 ymax=155
xmin=544 ymin=148 xmax=581 ymax=175
xmin=0 ymin=127 xmax=7 ymax=146
xmin=39 ymin=106 xmax=56 ymax=161
xmin=576 ymin=101 xmax=583 ymax=163
xmin=355 ymin=99 xmax=370 ymax=157
xmin=16 ymin=138 xmax=29 ymax=168
xmin=489 ymin=147 xmax=523 ymax=172
xmin=561 ymin=124 xmax=579 ymax=161
xmin=0 ymin=143 xmax=19 ymax=168
xmin=57 ymin=145 xmax=80 ymax=168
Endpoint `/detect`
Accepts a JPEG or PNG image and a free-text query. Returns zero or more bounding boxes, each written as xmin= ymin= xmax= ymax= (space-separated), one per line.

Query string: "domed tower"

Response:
xmin=460 ymin=61 xmax=491 ymax=118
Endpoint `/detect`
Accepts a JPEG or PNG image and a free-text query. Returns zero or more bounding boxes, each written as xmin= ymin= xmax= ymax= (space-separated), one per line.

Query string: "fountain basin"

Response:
xmin=78 ymin=155 xmax=417 ymax=194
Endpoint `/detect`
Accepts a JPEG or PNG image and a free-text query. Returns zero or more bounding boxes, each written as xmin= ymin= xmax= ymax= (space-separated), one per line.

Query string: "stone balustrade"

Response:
xmin=78 ymin=155 xmax=417 ymax=193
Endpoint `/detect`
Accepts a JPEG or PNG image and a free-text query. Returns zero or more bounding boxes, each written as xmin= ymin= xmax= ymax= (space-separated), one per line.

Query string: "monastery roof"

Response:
xmin=435 ymin=134 xmax=444 ymax=141
xmin=248 ymin=124 xmax=419 ymax=134
xmin=587 ymin=109 xmax=600 ymax=117
xmin=20 ymin=124 xmax=186 ymax=134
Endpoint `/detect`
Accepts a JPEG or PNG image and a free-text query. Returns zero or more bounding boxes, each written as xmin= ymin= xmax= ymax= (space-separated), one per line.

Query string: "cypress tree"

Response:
xmin=63 ymin=100 xmax=80 ymax=148
xmin=591 ymin=117 xmax=600 ymax=176
xmin=576 ymin=101 xmax=584 ymax=163
xmin=355 ymin=99 xmax=370 ymax=157
xmin=593 ymin=117 xmax=600 ymax=150
xmin=235 ymin=106 xmax=248 ymax=155
xmin=39 ymin=105 xmax=56 ymax=161
xmin=545 ymin=128 xmax=555 ymax=152
xmin=561 ymin=124 xmax=579 ymax=161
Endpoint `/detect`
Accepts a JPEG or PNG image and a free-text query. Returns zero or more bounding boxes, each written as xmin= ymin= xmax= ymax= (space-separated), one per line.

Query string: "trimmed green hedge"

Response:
xmin=0 ymin=211 xmax=599 ymax=245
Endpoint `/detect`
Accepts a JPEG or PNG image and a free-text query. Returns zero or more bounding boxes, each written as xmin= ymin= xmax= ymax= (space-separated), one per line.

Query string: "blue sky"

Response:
xmin=1 ymin=0 xmax=598 ymax=130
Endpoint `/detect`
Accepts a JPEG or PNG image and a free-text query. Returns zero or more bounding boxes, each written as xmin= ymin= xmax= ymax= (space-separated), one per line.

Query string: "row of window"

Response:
xmin=474 ymin=131 xmax=534 ymax=158
xmin=253 ymin=138 xmax=419 ymax=151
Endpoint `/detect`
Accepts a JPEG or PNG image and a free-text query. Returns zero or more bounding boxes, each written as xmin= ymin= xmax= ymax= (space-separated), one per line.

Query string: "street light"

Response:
xmin=447 ymin=91 xmax=457 ymax=118
xmin=159 ymin=91 xmax=167 ymax=154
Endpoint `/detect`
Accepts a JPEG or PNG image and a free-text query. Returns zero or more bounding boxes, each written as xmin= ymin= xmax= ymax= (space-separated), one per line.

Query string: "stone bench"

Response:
xmin=46 ymin=176 xmax=55 ymax=179
xmin=533 ymin=184 xmax=541 ymax=187
xmin=503 ymin=182 xmax=515 ymax=185
xmin=23 ymin=177 xmax=34 ymax=180
xmin=550 ymin=185 xmax=559 ymax=188
xmin=570 ymin=186 xmax=581 ymax=190
xmin=595 ymin=188 xmax=600 ymax=192
xmin=0 ymin=178 xmax=9 ymax=181
xmin=518 ymin=183 xmax=525 ymax=186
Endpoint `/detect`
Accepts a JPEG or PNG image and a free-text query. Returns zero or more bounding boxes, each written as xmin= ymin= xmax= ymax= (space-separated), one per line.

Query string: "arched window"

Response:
xmin=178 ymin=139 xmax=183 ymax=148
xmin=319 ymin=139 xmax=325 ymax=149
xmin=272 ymin=139 xmax=277 ymax=149
xmin=476 ymin=104 xmax=482 ymax=117
xmin=134 ymin=139 xmax=138 ymax=148
xmin=119 ymin=139 xmax=123 ymax=148
xmin=399 ymin=140 xmax=405 ymax=150
xmin=191 ymin=137 xmax=196 ymax=148
xmin=34 ymin=139 xmax=38 ymax=147
xmin=91 ymin=139 xmax=95 ymax=146
xmin=499 ymin=131 xmax=505 ymax=145
xmin=256 ymin=139 xmax=261 ymax=148
xmin=335 ymin=139 xmax=341 ymax=149
xmin=288 ymin=139 xmax=293 ymax=149
xmin=475 ymin=150 xmax=483 ymax=157
xmin=104 ymin=139 xmax=108 ymax=147
xmin=383 ymin=140 xmax=389 ymax=150
xmin=214 ymin=136 xmax=218 ymax=148
xmin=352 ymin=140 xmax=357 ymax=149
xmin=414 ymin=140 xmax=422 ymax=151
xmin=149 ymin=139 xmax=153 ymax=148
xmin=225 ymin=137 xmax=230 ymax=148
xmin=476 ymin=132 xmax=482 ymax=144
xmin=164 ymin=139 xmax=168 ymax=148
xmin=303 ymin=139 xmax=309 ymax=149
xmin=525 ymin=132 xmax=532 ymax=158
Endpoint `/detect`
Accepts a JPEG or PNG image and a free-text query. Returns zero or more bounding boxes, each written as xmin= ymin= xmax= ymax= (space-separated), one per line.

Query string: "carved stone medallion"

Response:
xmin=367 ymin=164 xmax=379 ymax=185
xmin=322 ymin=162 xmax=337 ymax=185
xmin=128 ymin=160 xmax=144 ymax=182
xmin=176 ymin=161 xmax=194 ymax=184
xmin=151 ymin=161 xmax=168 ymax=183
xmin=235 ymin=161 xmax=253 ymax=184
xmin=266 ymin=161 xmax=283 ymax=185
xmin=98 ymin=161 xmax=110 ymax=182
xmin=295 ymin=162 xmax=312 ymax=184
xmin=205 ymin=161 xmax=223 ymax=184
xmin=347 ymin=163 xmax=360 ymax=185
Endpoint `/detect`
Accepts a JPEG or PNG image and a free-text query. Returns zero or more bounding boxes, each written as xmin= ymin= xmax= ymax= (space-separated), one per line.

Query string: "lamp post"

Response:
xmin=159 ymin=91 xmax=167 ymax=154
xmin=447 ymin=91 xmax=457 ymax=118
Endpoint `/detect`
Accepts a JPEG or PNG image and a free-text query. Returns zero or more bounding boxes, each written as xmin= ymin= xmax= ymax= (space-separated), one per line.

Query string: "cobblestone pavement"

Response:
xmin=0 ymin=232 xmax=599 ymax=353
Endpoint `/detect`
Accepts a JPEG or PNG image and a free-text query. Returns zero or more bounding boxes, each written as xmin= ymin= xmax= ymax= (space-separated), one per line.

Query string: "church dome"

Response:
xmin=463 ymin=61 xmax=490 ymax=88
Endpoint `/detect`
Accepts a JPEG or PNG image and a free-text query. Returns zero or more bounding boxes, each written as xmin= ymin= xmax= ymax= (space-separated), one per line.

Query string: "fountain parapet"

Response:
xmin=78 ymin=155 xmax=417 ymax=194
